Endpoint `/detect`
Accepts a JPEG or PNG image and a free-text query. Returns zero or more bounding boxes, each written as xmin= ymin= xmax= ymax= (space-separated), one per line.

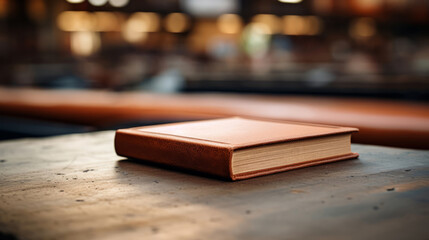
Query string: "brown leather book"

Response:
xmin=115 ymin=117 xmax=359 ymax=180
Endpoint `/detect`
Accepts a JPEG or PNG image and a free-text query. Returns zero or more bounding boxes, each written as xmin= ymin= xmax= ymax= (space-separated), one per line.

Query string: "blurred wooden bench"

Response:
xmin=0 ymin=87 xmax=428 ymax=149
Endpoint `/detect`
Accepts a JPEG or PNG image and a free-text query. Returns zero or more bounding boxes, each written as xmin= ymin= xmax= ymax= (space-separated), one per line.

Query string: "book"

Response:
xmin=114 ymin=117 xmax=359 ymax=180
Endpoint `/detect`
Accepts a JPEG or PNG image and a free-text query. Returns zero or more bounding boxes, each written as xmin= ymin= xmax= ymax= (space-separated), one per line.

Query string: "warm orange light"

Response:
xmin=350 ymin=0 xmax=382 ymax=14
xmin=349 ymin=17 xmax=376 ymax=39
xmin=57 ymin=11 xmax=96 ymax=32
xmin=282 ymin=15 xmax=322 ymax=35
xmin=217 ymin=14 xmax=242 ymax=34
xmin=313 ymin=0 xmax=333 ymax=14
xmin=252 ymin=14 xmax=281 ymax=34
xmin=306 ymin=16 xmax=322 ymax=35
xmin=164 ymin=13 xmax=190 ymax=33
xmin=283 ymin=16 xmax=305 ymax=35
xmin=70 ymin=31 xmax=101 ymax=56
xmin=0 ymin=0 xmax=8 ymax=18
xmin=127 ymin=12 xmax=160 ymax=32
xmin=58 ymin=11 xmax=127 ymax=32
xmin=27 ymin=0 xmax=46 ymax=22
xmin=93 ymin=12 xmax=121 ymax=31
xmin=121 ymin=13 xmax=159 ymax=43
xmin=122 ymin=26 xmax=148 ymax=43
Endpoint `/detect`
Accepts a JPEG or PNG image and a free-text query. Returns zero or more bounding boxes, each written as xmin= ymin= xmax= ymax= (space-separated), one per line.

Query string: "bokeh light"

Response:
xmin=66 ymin=0 xmax=85 ymax=3
xmin=109 ymin=0 xmax=129 ymax=8
xmin=88 ymin=0 xmax=108 ymax=7
xmin=217 ymin=14 xmax=243 ymax=34
xmin=349 ymin=17 xmax=376 ymax=40
xmin=164 ymin=13 xmax=190 ymax=33
xmin=252 ymin=14 xmax=281 ymax=34
xmin=57 ymin=11 xmax=96 ymax=32
xmin=70 ymin=31 xmax=101 ymax=56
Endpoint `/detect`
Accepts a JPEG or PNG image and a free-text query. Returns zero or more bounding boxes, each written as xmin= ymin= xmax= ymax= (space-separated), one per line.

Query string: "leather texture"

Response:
xmin=115 ymin=117 xmax=358 ymax=180
xmin=138 ymin=117 xmax=358 ymax=149
xmin=115 ymin=127 xmax=233 ymax=179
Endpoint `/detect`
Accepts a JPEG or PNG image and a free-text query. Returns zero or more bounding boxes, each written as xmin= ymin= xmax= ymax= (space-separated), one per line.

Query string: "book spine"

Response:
xmin=114 ymin=130 xmax=234 ymax=180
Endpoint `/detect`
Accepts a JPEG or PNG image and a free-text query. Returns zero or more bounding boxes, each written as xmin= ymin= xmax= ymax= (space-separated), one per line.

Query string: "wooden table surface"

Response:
xmin=0 ymin=131 xmax=428 ymax=240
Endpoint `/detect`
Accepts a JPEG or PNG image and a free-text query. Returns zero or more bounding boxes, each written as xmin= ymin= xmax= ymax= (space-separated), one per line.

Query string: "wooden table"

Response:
xmin=0 ymin=131 xmax=428 ymax=240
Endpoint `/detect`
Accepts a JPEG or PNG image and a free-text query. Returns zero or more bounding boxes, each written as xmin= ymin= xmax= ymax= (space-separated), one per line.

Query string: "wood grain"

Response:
xmin=0 ymin=131 xmax=428 ymax=240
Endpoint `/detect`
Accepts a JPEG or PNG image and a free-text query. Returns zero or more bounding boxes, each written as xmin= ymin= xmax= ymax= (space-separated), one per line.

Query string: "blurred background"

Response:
xmin=0 ymin=0 xmax=428 ymax=148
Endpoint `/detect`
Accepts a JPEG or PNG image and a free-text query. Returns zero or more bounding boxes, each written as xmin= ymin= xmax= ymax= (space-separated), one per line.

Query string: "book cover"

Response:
xmin=115 ymin=117 xmax=359 ymax=180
